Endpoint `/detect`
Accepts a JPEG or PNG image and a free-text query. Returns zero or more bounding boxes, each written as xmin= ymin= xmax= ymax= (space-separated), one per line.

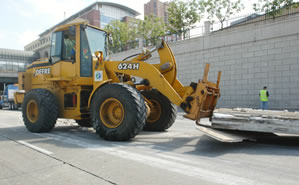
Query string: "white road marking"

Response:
xmin=38 ymin=132 xmax=267 ymax=185
xmin=17 ymin=140 xmax=53 ymax=155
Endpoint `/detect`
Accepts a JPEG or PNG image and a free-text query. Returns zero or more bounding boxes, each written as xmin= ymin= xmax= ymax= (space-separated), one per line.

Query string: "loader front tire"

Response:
xmin=141 ymin=90 xmax=177 ymax=131
xmin=76 ymin=119 xmax=92 ymax=127
xmin=91 ymin=83 xmax=146 ymax=141
xmin=22 ymin=89 xmax=58 ymax=132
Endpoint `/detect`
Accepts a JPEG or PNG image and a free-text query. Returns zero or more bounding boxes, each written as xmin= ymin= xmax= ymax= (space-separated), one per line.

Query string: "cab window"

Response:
xmin=50 ymin=27 xmax=76 ymax=64
xmin=50 ymin=31 xmax=62 ymax=63
xmin=62 ymin=28 xmax=76 ymax=61
xmin=80 ymin=26 xmax=107 ymax=77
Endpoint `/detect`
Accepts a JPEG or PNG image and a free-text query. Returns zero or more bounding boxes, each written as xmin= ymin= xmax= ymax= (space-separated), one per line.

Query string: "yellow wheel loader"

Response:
xmin=18 ymin=21 xmax=221 ymax=141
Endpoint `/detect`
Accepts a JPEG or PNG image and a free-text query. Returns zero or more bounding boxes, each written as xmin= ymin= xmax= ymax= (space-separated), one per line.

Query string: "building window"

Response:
xmin=0 ymin=61 xmax=7 ymax=71
xmin=100 ymin=15 xmax=117 ymax=27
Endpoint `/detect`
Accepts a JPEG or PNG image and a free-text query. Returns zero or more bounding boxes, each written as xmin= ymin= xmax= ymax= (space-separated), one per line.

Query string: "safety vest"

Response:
xmin=260 ymin=90 xmax=268 ymax=102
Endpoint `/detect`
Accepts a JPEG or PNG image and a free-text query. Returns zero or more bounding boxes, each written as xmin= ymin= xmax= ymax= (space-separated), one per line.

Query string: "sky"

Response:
xmin=0 ymin=0 xmax=256 ymax=50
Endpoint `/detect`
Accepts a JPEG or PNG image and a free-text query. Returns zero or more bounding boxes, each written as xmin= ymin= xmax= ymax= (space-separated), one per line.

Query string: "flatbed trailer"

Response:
xmin=197 ymin=108 xmax=299 ymax=142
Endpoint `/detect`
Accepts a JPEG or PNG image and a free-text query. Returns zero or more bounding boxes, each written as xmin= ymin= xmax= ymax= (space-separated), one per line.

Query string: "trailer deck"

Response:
xmin=197 ymin=108 xmax=299 ymax=142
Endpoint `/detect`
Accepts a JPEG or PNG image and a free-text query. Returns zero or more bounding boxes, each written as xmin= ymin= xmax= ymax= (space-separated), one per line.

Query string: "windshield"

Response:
xmin=85 ymin=26 xmax=107 ymax=59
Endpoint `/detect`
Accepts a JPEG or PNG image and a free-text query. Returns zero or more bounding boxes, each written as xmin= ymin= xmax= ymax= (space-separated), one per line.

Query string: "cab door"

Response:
xmin=50 ymin=26 xmax=77 ymax=78
xmin=79 ymin=26 xmax=92 ymax=77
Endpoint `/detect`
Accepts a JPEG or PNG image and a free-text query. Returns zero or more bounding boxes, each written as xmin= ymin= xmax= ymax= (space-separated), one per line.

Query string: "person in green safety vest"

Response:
xmin=259 ymin=86 xmax=269 ymax=110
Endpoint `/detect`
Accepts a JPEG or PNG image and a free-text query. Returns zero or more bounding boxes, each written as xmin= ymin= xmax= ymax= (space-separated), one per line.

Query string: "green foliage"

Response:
xmin=136 ymin=15 xmax=166 ymax=46
xmin=105 ymin=16 xmax=166 ymax=52
xmin=105 ymin=20 xmax=138 ymax=53
xmin=253 ymin=0 xmax=298 ymax=18
xmin=200 ymin=0 xmax=244 ymax=29
xmin=167 ymin=0 xmax=201 ymax=39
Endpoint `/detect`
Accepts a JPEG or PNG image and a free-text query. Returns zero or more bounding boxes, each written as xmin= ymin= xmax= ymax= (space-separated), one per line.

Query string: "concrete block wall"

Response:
xmin=111 ymin=14 xmax=299 ymax=110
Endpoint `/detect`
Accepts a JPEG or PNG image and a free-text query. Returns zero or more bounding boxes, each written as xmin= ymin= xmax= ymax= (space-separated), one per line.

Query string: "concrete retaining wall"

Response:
xmin=111 ymin=14 xmax=299 ymax=110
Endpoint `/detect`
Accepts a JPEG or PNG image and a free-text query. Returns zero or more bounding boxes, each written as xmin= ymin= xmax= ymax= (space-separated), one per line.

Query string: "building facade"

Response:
xmin=24 ymin=1 xmax=140 ymax=58
xmin=144 ymin=0 xmax=169 ymax=24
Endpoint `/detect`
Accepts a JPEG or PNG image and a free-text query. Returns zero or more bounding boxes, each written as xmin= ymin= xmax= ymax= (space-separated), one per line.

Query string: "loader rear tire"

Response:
xmin=22 ymin=89 xmax=58 ymax=132
xmin=141 ymin=90 xmax=177 ymax=131
xmin=91 ymin=83 xmax=146 ymax=141
xmin=76 ymin=119 xmax=92 ymax=127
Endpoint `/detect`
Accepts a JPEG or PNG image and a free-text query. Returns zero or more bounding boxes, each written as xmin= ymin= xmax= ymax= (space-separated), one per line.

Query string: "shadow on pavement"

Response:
xmin=187 ymin=134 xmax=299 ymax=157
xmin=1 ymin=124 xmax=299 ymax=158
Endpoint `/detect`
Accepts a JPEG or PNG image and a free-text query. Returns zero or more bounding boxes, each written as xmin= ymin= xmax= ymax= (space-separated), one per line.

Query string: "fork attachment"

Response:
xmin=183 ymin=64 xmax=221 ymax=124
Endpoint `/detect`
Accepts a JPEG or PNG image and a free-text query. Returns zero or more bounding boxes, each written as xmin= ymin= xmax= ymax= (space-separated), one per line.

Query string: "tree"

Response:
xmin=167 ymin=0 xmax=200 ymax=39
xmin=253 ymin=0 xmax=299 ymax=18
xmin=137 ymin=15 xmax=166 ymax=46
xmin=105 ymin=20 xmax=138 ymax=53
xmin=201 ymin=0 xmax=244 ymax=29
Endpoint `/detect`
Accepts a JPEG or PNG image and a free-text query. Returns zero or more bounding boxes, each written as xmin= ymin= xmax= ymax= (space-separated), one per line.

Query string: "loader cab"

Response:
xmin=49 ymin=23 xmax=108 ymax=78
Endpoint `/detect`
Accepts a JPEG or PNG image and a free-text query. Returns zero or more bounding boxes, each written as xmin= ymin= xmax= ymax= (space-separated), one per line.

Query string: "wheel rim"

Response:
xmin=100 ymin=98 xmax=124 ymax=128
xmin=147 ymin=99 xmax=162 ymax=123
xmin=26 ymin=100 xmax=39 ymax=123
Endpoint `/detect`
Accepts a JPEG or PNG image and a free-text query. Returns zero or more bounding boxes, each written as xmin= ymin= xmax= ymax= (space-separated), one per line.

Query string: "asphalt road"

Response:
xmin=1 ymin=109 xmax=299 ymax=185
